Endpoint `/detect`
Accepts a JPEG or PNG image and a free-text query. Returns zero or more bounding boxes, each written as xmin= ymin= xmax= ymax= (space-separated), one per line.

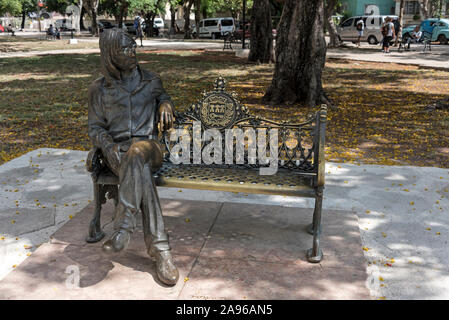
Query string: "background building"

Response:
xmin=340 ymin=0 xmax=396 ymax=17
xmin=393 ymin=0 xmax=449 ymax=24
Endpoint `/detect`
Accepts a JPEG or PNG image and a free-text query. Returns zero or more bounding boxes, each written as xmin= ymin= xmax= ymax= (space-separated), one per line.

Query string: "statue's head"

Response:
xmin=99 ymin=28 xmax=138 ymax=81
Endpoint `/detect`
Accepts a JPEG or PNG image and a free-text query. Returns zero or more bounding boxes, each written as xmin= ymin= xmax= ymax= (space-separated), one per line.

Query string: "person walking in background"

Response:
xmin=382 ymin=17 xmax=395 ymax=53
xmin=356 ymin=19 xmax=364 ymax=47
xmin=134 ymin=15 xmax=144 ymax=47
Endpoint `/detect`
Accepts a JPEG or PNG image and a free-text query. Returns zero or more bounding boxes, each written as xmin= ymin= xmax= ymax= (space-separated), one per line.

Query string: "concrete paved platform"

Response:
xmin=0 ymin=199 xmax=369 ymax=300
xmin=2 ymin=148 xmax=448 ymax=299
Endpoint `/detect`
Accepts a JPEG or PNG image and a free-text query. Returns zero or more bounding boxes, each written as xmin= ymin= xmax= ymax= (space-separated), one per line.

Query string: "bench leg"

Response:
xmin=86 ymin=183 xmax=106 ymax=243
xmin=306 ymin=186 xmax=324 ymax=263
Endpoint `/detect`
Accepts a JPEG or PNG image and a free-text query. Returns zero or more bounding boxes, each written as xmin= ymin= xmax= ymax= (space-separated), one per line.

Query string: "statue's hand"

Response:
xmin=158 ymin=101 xmax=174 ymax=132
xmin=103 ymin=144 xmax=121 ymax=176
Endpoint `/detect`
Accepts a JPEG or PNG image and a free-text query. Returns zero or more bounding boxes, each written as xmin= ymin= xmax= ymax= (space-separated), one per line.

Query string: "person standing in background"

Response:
xmin=382 ymin=17 xmax=395 ymax=53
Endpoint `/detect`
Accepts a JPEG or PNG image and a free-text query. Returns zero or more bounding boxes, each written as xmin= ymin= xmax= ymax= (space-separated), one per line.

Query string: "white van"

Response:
xmin=196 ymin=17 xmax=235 ymax=39
xmin=153 ymin=18 xmax=164 ymax=29
xmin=337 ymin=15 xmax=398 ymax=45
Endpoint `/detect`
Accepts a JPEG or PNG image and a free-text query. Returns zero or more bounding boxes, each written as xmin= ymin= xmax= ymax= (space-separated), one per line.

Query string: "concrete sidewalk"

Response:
xmin=1 ymin=36 xmax=448 ymax=72
xmin=327 ymin=46 xmax=449 ymax=70
xmin=0 ymin=39 xmax=223 ymax=59
xmin=0 ymin=148 xmax=448 ymax=299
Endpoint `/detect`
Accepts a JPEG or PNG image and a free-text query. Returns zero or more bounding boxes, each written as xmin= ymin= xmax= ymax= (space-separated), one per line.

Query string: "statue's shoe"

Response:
xmin=102 ymin=229 xmax=131 ymax=254
xmin=152 ymin=250 xmax=179 ymax=286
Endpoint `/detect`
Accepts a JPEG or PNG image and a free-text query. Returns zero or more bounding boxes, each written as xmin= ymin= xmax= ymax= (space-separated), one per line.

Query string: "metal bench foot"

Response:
xmin=306 ymin=248 xmax=323 ymax=263
xmin=86 ymin=227 xmax=105 ymax=243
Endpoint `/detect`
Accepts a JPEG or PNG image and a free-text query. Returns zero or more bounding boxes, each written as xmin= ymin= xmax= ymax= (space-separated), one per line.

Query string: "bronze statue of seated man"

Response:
xmin=87 ymin=28 xmax=178 ymax=286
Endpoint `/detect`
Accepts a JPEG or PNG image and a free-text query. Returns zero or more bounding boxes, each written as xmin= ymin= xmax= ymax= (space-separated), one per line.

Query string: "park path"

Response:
xmin=1 ymin=39 xmax=448 ymax=71
xmin=327 ymin=46 xmax=449 ymax=70
xmin=0 ymin=39 xmax=223 ymax=59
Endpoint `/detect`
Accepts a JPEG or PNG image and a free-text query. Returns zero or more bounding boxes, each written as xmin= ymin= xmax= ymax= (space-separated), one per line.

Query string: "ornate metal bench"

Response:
xmin=86 ymin=77 xmax=328 ymax=263
xmin=223 ymin=32 xmax=235 ymax=50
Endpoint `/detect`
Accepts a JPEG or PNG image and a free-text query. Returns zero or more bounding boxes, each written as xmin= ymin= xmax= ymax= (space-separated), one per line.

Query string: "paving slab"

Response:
xmin=0 ymin=198 xmax=369 ymax=300
xmin=0 ymin=148 xmax=93 ymax=281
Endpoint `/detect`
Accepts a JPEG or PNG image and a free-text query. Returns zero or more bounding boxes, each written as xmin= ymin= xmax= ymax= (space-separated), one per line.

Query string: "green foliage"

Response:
xmin=99 ymin=0 xmax=122 ymax=18
xmin=202 ymin=0 xmax=253 ymax=18
xmin=45 ymin=0 xmax=71 ymax=14
xmin=20 ymin=0 xmax=37 ymax=13
xmin=341 ymin=10 xmax=351 ymax=22
xmin=0 ymin=0 xmax=22 ymax=16
xmin=128 ymin=0 xmax=167 ymax=16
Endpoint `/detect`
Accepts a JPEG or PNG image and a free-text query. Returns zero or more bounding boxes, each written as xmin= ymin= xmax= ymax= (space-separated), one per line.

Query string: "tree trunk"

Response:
xmin=117 ymin=0 xmax=128 ymax=28
xmin=80 ymin=6 xmax=86 ymax=31
xmin=183 ymin=0 xmax=194 ymax=39
xmin=420 ymin=0 xmax=430 ymax=19
xmin=151 ymin=14 xmax=156 ymax=37
xmin=194 ymin=0 xmax=201 ymax=39
xmin=248 ymin=0 xmax=274 ymax=63
xmin=21 ymin=10 xmax=26 ymax=30
xmin=263 ymin=0 xmax=329 ymax=107
xmin=90 ymin=6 xmax=99 ymax=36
xmin=75 ymin=0 xmax=82 ymax=35
xmin=170 ymin=3 xmax=177 ymax=34
xmin=395 ymin=0 xmax=405 ymax=46
xmin=84 ymin=0 xmax=99 ymax=36
xmin=324 ymin=0 xmax=340 ymax=47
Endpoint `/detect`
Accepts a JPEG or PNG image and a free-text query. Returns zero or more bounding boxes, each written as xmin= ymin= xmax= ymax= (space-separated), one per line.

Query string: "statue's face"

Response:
xmin=112 ymin=33 xmax=138 ymax=72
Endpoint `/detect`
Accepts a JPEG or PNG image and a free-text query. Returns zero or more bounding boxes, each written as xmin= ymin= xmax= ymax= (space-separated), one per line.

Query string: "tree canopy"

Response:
xmin=0 ymin=0 xmax=23 ymax=16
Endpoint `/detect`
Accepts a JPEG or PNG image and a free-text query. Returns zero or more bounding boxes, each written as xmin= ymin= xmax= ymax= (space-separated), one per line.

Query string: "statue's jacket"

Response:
xmin=88 ymin=65 xmax=173 ymax=151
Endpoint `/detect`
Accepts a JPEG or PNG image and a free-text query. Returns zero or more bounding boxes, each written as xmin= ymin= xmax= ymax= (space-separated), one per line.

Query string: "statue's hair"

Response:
xmin=99 ymin=28 xmax=135 ymax=83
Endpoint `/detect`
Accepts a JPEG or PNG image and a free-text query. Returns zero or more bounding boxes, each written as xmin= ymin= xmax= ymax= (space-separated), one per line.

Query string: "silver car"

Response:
xmin=337 ymin=15 xmax=398 ymax=45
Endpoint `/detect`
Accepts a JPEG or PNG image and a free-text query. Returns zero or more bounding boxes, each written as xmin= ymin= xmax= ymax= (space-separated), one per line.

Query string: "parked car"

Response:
xmin=235 ymin=22 xmax=250 ymax=40
xmin=402 ymin=18 xmax=449 ymax=44
xmin=123 ymin=22 xmax=136 ymax=35
xmin=337 ymin=15 xmax=398 ymax=45
xmin=194 ymin=17 xmax=235 ymax=39
xmin=98 ymin=20 xmax=115 ymax=33
xmin=153 ymin=18 xmax=164 ymax=29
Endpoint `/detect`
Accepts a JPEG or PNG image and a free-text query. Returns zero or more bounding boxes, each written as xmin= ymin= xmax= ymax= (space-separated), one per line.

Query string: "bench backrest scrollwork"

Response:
xmin=162 ymin=77 xmax=327 ymax=184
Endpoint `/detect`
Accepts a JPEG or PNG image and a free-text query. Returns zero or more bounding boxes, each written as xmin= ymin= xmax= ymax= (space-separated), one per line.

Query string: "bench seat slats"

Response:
xmin=96 ymin=163 xmax=316 ymax=198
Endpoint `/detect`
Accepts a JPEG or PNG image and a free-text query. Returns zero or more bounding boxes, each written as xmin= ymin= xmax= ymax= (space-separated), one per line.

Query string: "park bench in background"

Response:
xmin=86 ymin=77 xmax=328 ymax=263
xmin=45 ymin=31 xmax=58 ymax=41
xmin=223 ymin=32 xmax=235 ymax=50
xmin=398 ymin=30 xmax=432 ymax=53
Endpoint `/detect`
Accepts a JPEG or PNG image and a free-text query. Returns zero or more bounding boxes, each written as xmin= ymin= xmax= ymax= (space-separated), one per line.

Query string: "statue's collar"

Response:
xmin=104 ymin=65 xmax=156 ymax=90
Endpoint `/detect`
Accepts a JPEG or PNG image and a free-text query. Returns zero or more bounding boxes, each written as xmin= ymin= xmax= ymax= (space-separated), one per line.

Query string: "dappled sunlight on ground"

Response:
xmin=0 ymin=50 xmax=448 ymax=168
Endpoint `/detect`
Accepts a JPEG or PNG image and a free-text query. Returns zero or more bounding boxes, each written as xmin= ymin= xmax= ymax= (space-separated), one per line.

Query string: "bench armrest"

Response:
xmin=86 ymin=147 xmax=106 ymax=182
